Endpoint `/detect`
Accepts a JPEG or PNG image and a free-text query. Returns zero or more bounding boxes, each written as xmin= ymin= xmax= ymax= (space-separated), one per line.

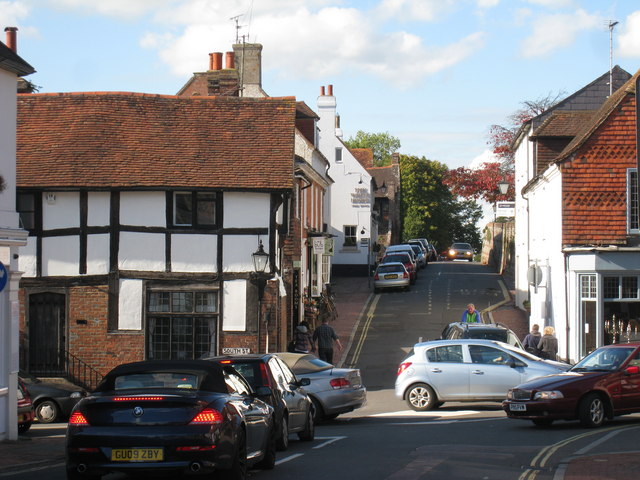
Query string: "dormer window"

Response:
xmin=172 ymin=192 xmax=218 ymax=228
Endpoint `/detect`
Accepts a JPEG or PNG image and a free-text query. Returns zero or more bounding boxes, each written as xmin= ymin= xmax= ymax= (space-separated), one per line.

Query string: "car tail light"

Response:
xmin=190 ymin=408 xmax=223 ymax=425
xmin=329 ymin=378 xmax=351 ymax=389
xmin=259 ymin=362 xmax=273 ymax=388
xmin=219 ymin=359 xmax=233 ymax=364
xmin=113 ymin=396 xmax=165 ymax=401
xmin=68 ymin=447 xmax=100 ymax=453
xmin=403 ymin=272 xmax=408 ymax=279
xmin=397 ymin=362 xmax=412 ymax=375
xmin=69 ymin=411 xmax=90 ymax=426
xmin=177 ymin=445 xmax=217 ymax=452
xmin=374 ymin=273 xmax=379 ymax=280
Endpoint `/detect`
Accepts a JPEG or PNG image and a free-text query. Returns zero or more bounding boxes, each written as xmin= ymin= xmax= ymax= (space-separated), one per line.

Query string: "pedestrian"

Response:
xmin=461 ymin=303 xmax=480 ymax=323
xmin=293 ymin=321 xmax=314 ymax=354
xmin=312 ymin=317 xmax=342 ymax=364
xmin=537 ymin=326 xmax=558 ymax=360
xmin=522 ymin=324 xmax=542 ymax=355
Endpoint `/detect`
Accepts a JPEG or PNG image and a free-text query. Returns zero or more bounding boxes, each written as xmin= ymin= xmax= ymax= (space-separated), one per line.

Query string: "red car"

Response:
xmin=503 ymin=343 xmax=640 ymax=428
xmin=17 ymin=378 xmax=34 ymax=434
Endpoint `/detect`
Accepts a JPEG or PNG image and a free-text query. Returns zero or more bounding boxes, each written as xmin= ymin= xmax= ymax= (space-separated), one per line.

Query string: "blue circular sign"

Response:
xmin=0 ymin=262 xmax=7 ymax=292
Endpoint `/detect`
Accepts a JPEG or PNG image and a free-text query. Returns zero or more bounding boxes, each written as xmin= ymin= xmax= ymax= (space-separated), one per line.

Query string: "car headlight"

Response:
xmin=506 ymin=390 xmax=514 ymax=399
xmin=533 ymin=390 xmax=564 ymax=400
xmin=449 ymin=249 xmax=455 ymax=255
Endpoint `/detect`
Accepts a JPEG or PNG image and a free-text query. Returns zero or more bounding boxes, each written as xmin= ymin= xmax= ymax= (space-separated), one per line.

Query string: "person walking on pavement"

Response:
xmin=537 ymin=326 xmax=558 ymax=360
xmin=522 ymin=324 xmax=542 ymax=355
xmin=293 ymin=321 xmax=314 ymax=354
xmin=313 ymin=317 xmax=342 ymax=364
xmin=461 ymin=303 xmax=480 ymax=323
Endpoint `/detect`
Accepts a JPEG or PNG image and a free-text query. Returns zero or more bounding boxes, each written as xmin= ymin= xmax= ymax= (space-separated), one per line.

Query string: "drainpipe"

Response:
xmin=564 ymin=250 xmax=570 ymax=363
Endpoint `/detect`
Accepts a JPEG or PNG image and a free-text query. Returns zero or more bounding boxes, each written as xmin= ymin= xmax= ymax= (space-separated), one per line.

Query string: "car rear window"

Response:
xmin=377 ymin=264 xmax=404 ymax=273
xmin=114 ymin=372 xmax=202 ymax=391
xmin=466 ymin=329 xmax=507 ymax=342
xmin=382 ymin=254 xmax=410 ymax=263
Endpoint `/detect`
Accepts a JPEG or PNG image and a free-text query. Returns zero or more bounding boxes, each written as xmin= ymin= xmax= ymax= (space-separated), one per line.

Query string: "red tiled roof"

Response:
xmin=530 ymin=111 xmax=595 ymax=138
xmin=351 ymin=148 xmax=374 ymax=169
xmin=17 ymin=92 xmax=296 ymax=190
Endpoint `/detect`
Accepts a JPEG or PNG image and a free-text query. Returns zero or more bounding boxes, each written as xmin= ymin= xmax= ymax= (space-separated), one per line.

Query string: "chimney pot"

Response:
xmin=320 ymin=86 xmax=325 ymax=96
xmin=210 ymin=52 xmax=222 ymax=70
xmin=4 ymin=26 xmax=18 ymax=53
xmin=327 ymin=84 xmax=333 ymax=96
xmin=225 ymin=51 xmax=235 ymax=69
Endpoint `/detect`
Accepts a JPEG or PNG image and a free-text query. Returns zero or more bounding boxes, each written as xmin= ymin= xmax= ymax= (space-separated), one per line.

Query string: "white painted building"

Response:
xmin=316 ymin=85 xmax=374 ymax=276
xmin=0 ymin=27 xmax=34 ymax=441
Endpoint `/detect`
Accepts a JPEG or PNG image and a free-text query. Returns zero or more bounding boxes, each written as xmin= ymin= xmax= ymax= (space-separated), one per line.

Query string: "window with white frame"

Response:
xmin=627 ymin=169 xmax=639 ymax=233
xmin=335 ymin=147 xmax=343 ymax=163
xmin=580 ymin=274 xmax=597 ymax=357
xmin=343 ymin=225 xmax=357 ymax=247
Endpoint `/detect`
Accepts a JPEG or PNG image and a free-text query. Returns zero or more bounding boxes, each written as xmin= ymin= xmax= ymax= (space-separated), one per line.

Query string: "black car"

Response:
xmin=206 ymin=354 xmax=314 ymax=451
xmin=66 ymin=359 xmax=275 ymax=479
xmin=441 ymin=322 xmax=523 ymax=349
xmin=20 ymin=375 xmax=86 ymax=423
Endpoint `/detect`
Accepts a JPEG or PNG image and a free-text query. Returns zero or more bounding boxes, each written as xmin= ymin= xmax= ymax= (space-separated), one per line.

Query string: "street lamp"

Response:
xmin=251 ymin=240 xmax=270 ymax=301
xmin=498 ymin=179 xmax=510 ymax=196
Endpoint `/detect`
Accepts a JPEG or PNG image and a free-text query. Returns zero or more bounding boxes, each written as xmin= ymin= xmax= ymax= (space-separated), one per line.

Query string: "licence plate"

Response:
xmin=384 ymin=274 xmax=398 ymax=279
xmin=509 ymin=403 xmax=526 ymax=412
xmin=111 ymin=448 xmax=164 ymax=462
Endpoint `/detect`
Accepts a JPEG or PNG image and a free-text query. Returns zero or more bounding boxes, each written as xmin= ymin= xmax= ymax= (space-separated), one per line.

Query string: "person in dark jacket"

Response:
xmin=522 ymin=324 xmax=542 ymax=355
xmin=537 ymin=326 xmax=558 ymax=360
xmin=293 ymin=321 xmax=314 ymax=354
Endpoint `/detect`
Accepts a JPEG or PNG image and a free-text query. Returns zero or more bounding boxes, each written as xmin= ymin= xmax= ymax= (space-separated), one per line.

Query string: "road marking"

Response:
xmin=0 ymin=462 xmax=65 ymax=478
xmin=275 ymin=453 xmax=304 ymax=465
xmin=370 ymin=410 xmax=480 ymax=418
xmin=350 ymin=295 xmax=380 ymax=364
xmin=312 ymin=435 xmax=347 ymax=449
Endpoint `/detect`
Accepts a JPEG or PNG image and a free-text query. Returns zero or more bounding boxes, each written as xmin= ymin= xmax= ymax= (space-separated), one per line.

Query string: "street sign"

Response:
xmin=527 ymin=265 xmax=543 ymax=286
xmin=0 ymin=262 xmax=7 ymax=292
xmin=496 ymin=201 xmax=515 ymax=217
xmin=222 ymin=347 xmax=250 ymax=354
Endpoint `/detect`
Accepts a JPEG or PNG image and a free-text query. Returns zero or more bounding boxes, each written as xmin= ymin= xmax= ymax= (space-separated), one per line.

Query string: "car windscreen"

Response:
xmin=410 ymin=245 xmax=421 ymax=254
xmin=452 ymin=243 xmax=471 ymax=249
xmin=571 ymin=346 xmax=637 ymax=371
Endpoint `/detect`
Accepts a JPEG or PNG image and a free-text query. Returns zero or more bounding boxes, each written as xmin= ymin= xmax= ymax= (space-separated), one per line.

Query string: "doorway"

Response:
xmin=28 ymin=292 xmax=66 ymax=374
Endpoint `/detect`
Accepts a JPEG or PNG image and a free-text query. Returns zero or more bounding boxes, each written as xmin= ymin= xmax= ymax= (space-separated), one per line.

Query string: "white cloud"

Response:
xmin=477 ymin=0 xmax=499 ymax=8
xmin=523 ymin=0 xmax=574 ymax=7
xmin=520 ymin=9 xmax=601 ymax=58
xmin=0 ymin=1 xmax=30 ymax=28
xmin=469 ymin=149 xmax=499 ymax=169
xmin=137 ymin=1 xmax=486 ymax=89
xmin=618 ymin=11 xmax=640 ymax=58
xmin=375 ymin=0 xmax=455 ymax=22
xmin=45 ymin=0 xmax=178 ymax=20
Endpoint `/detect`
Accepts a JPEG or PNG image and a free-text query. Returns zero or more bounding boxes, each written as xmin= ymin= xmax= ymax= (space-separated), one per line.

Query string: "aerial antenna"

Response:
xmin=608 ymin=20 xmax=619 ymax=96
xmin=230 ymin=14 xmax=245 ymax=44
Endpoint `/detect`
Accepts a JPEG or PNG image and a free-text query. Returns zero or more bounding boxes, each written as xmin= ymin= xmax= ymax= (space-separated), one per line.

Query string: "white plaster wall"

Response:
xmin=118 ymin=279 xmax=142 ymax=330
xmin=527 ymin=166 xmax=566 ymax=357
xmin=223 ymin=235 xmax=263 ymax=272
xmin=316 ymin=92 xmax=371 ymax=266
xmin=87 ymin=192 xmax=110 ymax=227
xmin=42 ymin=236 xmax=79 ymax=276
xmin=43 ymin=192 xmax=79 ymax=230
xmin=0 ymin=70 xmax=19 ymax=230
xmin=171 ymin=234 xmax=217 ymax=272
xmin=513 ymin=126 xmax=533 ymax=309
xmin=223 ymin=192 xmax=269 ymax=228
xmin=121 ymin=192 xmax=165 ymax=227
xmin=222 ymin=279 xmax=246 ymax=331
xmin=119 ymin=232 xmax=165 ymax=271
xmin=86 ymin=234 xmax=110 ymax=275
xmin=18 ymin=237 xmax=36 ymax=277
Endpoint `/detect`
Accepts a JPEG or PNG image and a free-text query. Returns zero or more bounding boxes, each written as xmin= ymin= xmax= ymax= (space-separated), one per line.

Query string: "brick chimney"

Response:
xmin=232 ymin=43 xmax=263 ymax=97
xmin=4 ymin=26 xmax=17 ymax=52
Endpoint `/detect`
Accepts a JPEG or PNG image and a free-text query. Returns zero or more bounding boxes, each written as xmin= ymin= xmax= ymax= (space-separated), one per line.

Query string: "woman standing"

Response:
xmin=537 ymin=326 xmax=558 ymax=360
xmin=293 ymin=321 xmax=315 ymax=354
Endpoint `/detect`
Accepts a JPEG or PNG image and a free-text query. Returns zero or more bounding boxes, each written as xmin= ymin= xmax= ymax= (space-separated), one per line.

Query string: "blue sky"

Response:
xmin=3 ymin=0 xmax=640 ymax=169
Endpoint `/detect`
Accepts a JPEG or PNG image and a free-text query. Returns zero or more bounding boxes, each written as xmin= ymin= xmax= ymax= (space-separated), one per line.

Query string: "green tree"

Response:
xmin=344 ymin=131 xmax=401 ymax=166
xmin=399 ymin=155 xmax=481 ymax=251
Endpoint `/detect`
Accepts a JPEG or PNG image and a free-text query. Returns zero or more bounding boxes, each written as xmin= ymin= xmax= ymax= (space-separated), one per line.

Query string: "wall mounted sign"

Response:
xmin=222 ymin=347 xmax=251 ymax=354
xmin=0 ymin=262 xmax=7 ymax=292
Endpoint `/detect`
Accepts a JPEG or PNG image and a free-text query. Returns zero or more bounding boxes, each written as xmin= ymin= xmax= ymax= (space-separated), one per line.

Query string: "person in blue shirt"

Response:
xmin=461 ymin=303 xmax=479 ymax=323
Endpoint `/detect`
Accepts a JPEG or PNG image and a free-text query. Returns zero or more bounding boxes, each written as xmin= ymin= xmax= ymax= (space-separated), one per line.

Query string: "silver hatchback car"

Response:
xmin=395 ymin=339 xmax=570 ymax=411
xmin=373 ymin=262 xmax=410 ymax=292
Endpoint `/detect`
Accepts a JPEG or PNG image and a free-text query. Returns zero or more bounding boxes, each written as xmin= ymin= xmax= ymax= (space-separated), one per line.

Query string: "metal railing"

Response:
xmin=21 ymin=347 xmax=103 ymax=391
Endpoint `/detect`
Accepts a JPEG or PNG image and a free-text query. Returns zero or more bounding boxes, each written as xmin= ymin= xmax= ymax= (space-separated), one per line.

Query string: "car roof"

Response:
xmin=447 ymin=322 xmax=507 ymax=330
xmin=376 ymin=262 xmax=405 ymax=267
xmin=414 ymin=339 xmax=509 ymax=349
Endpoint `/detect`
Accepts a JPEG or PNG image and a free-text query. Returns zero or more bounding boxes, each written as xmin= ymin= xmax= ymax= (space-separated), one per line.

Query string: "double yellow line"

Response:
xmin=350 ymin=294 xmax=381 ymax=365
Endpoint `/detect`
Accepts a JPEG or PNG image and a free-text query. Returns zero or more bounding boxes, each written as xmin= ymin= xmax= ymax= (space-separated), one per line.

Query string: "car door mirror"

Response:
xmin=625 ymin=366 xmax=640 ymax=375
xmin=298 ymin=377 xmax=311 ymax=387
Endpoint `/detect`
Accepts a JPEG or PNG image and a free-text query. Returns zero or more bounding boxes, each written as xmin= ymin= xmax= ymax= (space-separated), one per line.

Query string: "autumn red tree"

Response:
xmin=443 ymin=162 xmax=514 ymax=204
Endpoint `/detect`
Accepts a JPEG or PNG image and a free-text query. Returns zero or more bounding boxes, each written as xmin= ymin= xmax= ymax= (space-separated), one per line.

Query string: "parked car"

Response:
xmin=440 ymin=322 xmax=524 ymax=350
xmin=275 ymin=352 xmax=367 ymax=422
xmin=408 ymin=243 xmax=427 ymax=268
xmin=380 ymin=253 xmax=417 ymax=284
xmin=446 ymin=242 xmax=474 ymax=261
xmin=426 ymin=243 xmax=438 ymax=262
xmin=396 ymin=339 xmax=570 ymax=411
xmin=373 ymin=262 xmax=410 ymax=293
xmin=17 ymin=378 xmax=34 ymax=434
xmin=20 ymin=375 xmax=86 ymax=423
xmin=503 ymin=343 xmax=640 ymax=428
xmin=205 ymin=353 xmax=314 ymax=451
xmin=66 ymin=359 xmax=276 ymax=479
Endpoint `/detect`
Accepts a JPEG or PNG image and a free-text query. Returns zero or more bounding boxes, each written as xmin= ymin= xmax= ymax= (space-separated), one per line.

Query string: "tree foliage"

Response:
xmin=443 ymin=162 xmax=514 ymax=204
xmin=344 ymin=131 xmax=401 ymax=167
xmin=399 ymin=155 xmax=482 ymax=251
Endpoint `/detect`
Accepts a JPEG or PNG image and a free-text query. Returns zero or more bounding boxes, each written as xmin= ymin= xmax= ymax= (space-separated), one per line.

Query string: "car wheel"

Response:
xmin=310 ymin=397 xmax=324 ymax=424
xmin=224 ymin=429 xmax=248 ymax=480
xmin=579 ymin=393 xmax=606 ymax=428
xmin=18 ymin=421 xmax=32 ymax=434
xmin=298 ymin=406 xmax=315 ymax=441
xmin=66 ymin=465 xmax=101 ymax=480
xmin=35 ymin=400 xmax=60 ymax=423
xmin=406 ymin=383 xmax=437 ymax=411
xmin=468 ymin=258 xmax=473 ymax=262
xmin=276 ymin=415 xmax=289 ymax=451
xmin=532 ymin=418 xmax=554 ymax=427
xmin=256 ymin=426 xmax=276 ymax=470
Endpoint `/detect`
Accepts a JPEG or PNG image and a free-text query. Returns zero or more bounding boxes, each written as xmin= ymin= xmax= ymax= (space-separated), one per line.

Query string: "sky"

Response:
xmin=3 ymin=0 xmax=640 ymax=171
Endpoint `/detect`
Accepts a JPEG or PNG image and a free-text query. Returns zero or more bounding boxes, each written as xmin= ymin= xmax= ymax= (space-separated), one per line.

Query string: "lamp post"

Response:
xmin=251 ymin=240 xmax=270 ymax=352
